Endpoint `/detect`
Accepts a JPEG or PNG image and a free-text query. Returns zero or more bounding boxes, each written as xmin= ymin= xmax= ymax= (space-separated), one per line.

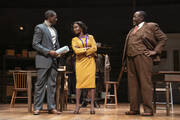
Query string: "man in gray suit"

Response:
xmin=32 ymin=10 xmax=60 ymax=115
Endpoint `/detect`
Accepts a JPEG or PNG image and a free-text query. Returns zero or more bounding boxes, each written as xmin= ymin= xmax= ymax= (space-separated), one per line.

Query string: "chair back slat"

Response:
xmin=13 ymin=72 xmax=27 ymax=89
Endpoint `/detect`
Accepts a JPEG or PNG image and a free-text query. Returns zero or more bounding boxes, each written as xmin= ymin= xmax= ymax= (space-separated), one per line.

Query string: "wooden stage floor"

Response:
xmin=0 ymin=103 xmax=180 ymax=120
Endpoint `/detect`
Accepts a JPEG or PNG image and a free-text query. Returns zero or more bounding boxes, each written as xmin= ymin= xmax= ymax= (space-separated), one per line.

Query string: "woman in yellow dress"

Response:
xmin=72 ymin=21 xmax=97 ymax=114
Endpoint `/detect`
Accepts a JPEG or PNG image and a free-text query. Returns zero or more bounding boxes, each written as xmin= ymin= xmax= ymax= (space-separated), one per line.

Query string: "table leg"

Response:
xmin=166 ymin=82 xmax=170 ymax=116
xmin=60 ymin=74 xmax=65 ymax=112
xmin=27 ymin=72 xmax=32 ymax=112
xmin=56 ymin=72 xmax=61 ymax=111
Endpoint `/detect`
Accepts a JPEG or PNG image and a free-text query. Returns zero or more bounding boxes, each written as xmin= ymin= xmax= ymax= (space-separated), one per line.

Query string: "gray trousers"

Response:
xmin=34 ymin=66 xmax=58 ymax=110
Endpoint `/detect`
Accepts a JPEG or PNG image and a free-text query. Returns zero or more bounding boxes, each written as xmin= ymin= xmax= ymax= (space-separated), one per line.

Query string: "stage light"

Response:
xmin=19 ymin=26 xmax=24 ymax=31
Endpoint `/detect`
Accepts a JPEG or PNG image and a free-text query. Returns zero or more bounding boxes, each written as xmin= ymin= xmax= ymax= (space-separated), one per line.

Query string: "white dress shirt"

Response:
xmin=45 ymin=20 xmax=56 ymax=45
xmin=137 ymin=22 xmax=145 ymax=30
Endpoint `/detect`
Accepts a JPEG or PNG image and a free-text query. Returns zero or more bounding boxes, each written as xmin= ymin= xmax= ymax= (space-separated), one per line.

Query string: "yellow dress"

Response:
xmin=72 ymin=35 xmax=97 ymax=88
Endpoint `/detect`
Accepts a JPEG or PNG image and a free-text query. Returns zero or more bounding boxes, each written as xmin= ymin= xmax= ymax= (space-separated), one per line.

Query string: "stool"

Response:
xmin=104 ymin=81 xmax=118 ymax=108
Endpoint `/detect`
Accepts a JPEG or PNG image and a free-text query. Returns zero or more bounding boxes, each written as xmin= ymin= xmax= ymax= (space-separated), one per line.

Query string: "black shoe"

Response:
xmin=125 ymin=111 xmax=140 ymax=115
xmin=74 ymin=107 xmax=80 ymax=114
xmin=90 ymin=110 xmax=95 ymax=114
xmin=48 ymin=109 xmax=61 ymax=114
xmin=33 ymin=110 xmax=40 ymax=115
xmin=141 ymin=112 xmax=153 ymax=116
xmin=74 ymin=111 xmax=79 ymax=114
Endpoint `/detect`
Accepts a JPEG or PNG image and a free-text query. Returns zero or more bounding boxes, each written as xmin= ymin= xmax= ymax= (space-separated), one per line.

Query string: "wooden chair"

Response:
xmin=153 ymin=81 xmax=174 ymax=113
xmin=152 ymin=72 xmax=174 ymax=114
xmin=10 ymin=71 xmax=28 ymax=108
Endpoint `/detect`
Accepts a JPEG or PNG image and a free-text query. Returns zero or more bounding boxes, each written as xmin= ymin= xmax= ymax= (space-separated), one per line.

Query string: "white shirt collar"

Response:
xmin=138 ymin=22 xmax=145 ymax=29
xmin=44 ymin=20 xmax=52 ymax=27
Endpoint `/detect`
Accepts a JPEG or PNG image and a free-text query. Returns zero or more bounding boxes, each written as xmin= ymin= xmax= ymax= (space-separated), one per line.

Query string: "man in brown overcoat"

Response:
xmin=122 ymin=11 xmax=168 ymax=116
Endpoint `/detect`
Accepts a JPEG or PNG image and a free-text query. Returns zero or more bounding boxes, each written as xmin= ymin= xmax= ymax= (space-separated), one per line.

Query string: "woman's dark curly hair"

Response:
xmin=72 ymin=21 xmax=88 ymax=35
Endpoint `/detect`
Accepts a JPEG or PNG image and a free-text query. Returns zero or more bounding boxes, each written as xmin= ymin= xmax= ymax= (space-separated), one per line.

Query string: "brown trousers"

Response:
xmin=127 ymin=54 xmax=153 ymax=113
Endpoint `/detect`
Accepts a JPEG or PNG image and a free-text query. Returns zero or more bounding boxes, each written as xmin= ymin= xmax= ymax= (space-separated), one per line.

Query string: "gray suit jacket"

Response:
xmin=32 ymin=23 xmax=60 ymax=68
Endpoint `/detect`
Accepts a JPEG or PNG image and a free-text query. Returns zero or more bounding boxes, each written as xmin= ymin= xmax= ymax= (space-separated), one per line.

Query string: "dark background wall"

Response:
xmin=0 ymin=0 xmax=180 ymax=103
xmin=1 ymin=2 xmax=180 ymax=75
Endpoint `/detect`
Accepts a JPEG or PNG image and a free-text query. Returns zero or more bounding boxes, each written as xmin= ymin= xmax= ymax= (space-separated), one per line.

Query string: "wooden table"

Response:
xmin=9 ymin=69 xmax=69 ymax=113
xmin=158 ymin=71 xmax=180 ymax=116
